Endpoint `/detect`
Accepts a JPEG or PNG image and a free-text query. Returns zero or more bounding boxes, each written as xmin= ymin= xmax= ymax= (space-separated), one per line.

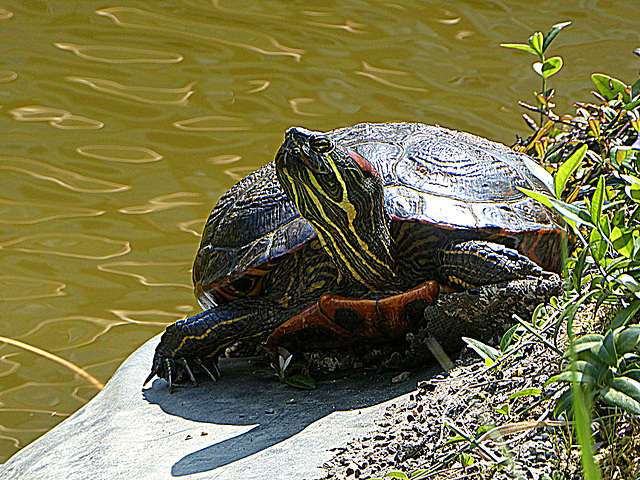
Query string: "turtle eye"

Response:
xmin=309 ymin=136 xmax=333 ymax=154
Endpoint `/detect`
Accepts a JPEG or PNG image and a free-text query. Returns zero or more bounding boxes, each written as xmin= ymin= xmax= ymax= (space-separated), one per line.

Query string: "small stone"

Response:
xmin=201 ymin=432 xmax=208 ymax=436
xmin=286 ymin=398 xmax=296 ymax=405
xmin=418 ymin=380 xmax=436 ymax=391
xmin=185 ymin=435 xmax=192 ymax=440
xmin=265 ymin=409 xmax=275 ymax=415
xmin=391 ymin=371 xmax=411 ymax=383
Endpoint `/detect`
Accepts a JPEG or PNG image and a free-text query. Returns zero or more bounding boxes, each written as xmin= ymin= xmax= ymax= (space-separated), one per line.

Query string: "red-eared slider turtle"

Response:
xmin=146 ymin=122 xmax=572 ymax=387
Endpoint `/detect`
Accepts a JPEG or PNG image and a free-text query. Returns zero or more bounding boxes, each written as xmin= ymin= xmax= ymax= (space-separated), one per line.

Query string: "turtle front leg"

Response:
xmin=145 ymin=299 xmax=282 ymax=390
xmin=438 ymin=240 xmax=542 ymax=288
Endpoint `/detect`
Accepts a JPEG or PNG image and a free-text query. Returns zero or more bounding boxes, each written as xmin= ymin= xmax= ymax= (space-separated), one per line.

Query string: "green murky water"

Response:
xmin=0 ymin=0 xmax=638 ymax=463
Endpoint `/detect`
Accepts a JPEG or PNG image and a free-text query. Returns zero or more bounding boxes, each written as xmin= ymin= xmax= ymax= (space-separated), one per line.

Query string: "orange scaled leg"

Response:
xmin=267 ymin=280 xmax=441 ymax=346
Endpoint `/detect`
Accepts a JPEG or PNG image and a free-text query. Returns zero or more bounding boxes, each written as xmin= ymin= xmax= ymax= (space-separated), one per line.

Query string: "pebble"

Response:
xmin=391 ymin=372 xmax=411 ymax=383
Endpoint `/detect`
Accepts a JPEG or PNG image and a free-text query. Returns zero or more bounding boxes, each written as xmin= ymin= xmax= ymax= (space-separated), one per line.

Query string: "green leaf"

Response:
xmin=554 ymin=144 xmax=587 ymax=198
xmin=527 ymin=32 xmax=544 ymax=56
xmin=495 ymin=404 xmax=510 ymax=416
xmin=572 ymin=360 xmax=599 ymax=378
xmin=592 ymin=73 xmax=628 ymax=101
xmin=500 ymin=324 xmax=519 ymax=353
xmin=508 ymin=387 xmax=542 ymax=400
xmin=557 ymin=371 xmax=596 ymax=385
xmin=385 ymin=472 xmax=409 ymax=479
xmin=476 ymin=424 xmax=497 ymax=436
xmin=462 ymin=337 xmax=500 ymax=364
xmin=285 ymin=375 xmax=316 ymax=390
xmin=600 ymin=378 xmax=640 ymax=414
xmin=542 ymin=21 xmax=571 ymax=52
xmin=611 ymin=226 xmax=636 ymax=260
xmin=590 ymin=176 xmax=605 ymax=223
xmin=564 ymin=334 xmax=604 ymax=358
xmin=545 ymin=374 xmax=561 ymax=386
xmin=549 ymin=198 xmax=594 ymax=228
xmin=616 ymin=273 xmax=640 ymax=297
xmin=500 ymin=43 xmax=538 ymax=55
xmin=589 ymin=222 xmax=609 ymax=263
xmin=444 ymin=435 xmax=467 ymax=446
xmin=624 ymin=369 xmax=640 ymax=382
xmin=610 ymin=225 xmax=636 ymax=260
xmin=572 ymin=384 xmax=601 ymax=479
xmin=533 ymin=56 xmax=563 ymax=79
xmin=520 ymin=155 xmax=555 ymax=193
xmin=610 ymin=301 xmax=640 ymax=330
xmin=517 ymin=188 xmax=584 ymax=229
xmin=616 ymin=326 xmax=640 ymax=355
xmin=553 ymin=387 xmax=574 ymax=417
xmin=631 ymin=76 xmax=640 ymax=102
xmin=594 ymin=330 xmax=617 ymax=367
xmin=572 ymin=246 xmax=590 ymax=291
xmin=409 ymin=470 xmax=429 ymax=479
xmin=625 ymin=183 xmax=640 ymax=203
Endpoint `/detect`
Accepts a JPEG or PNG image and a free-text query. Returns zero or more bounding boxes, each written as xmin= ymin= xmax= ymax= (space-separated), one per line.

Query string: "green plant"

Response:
xmin=501 ymin=21 xmax=571 ymax=125
xmin=549 ymin=325 xmax=640 ymax=416
xmin=254 ymin=347 xmax=316 ymax=389
xmin=509 ymin=49 xmax=639 ymax=480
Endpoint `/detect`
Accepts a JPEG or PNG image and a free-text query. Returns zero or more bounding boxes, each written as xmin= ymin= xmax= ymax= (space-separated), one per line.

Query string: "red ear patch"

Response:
xmin=338 ymin=146 xmax=381 ymax=179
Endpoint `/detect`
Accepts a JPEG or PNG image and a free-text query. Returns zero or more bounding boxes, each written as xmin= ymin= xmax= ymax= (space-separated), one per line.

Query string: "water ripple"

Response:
xmin=55 ymin=42 xmax=182 ymax=64
xmin=207 ymin=154 xmax=242 ymax=165
xmin=0 ymin=156 xmax=129 ymax=193
xmin=76 ymin=145 xmax=162 ymax=163
xmin=9 ymin=105 xmax=103 ymax=130
xmin=174 ymin=115 xmax=250 ymax=131
xmin=355 ymin=61 xmax=429 ymax=92
xmin=96 ymin=7 xmax=303 ymax=61
xmin=288 ymin=97 xmax=323 ymax=117
xmin=178 ymin=218 xmax=205 ymax=237
xmin=246 ymin=80 xmax=270 ymax=93
xmin=109 ymin=309 xmax=191 ymax=326
xmin=223 ymin=166 xmax=261 ymax=181
xmin=0 ymin=70 xmax=17 ymax=83
xmin=302 ymin=11 xmax=366 ymax=34
xmin=0 ymin=276 xmax=66 ymax=301
xmin=67 ymin=77 xmax=195 ymax=105
xmin=97 ymin=261 xmax=192 ymax=289
xmin=0 ymin=234 xmax=131 ymax=260
xmin=118 ymin=192 xmax=201 ymax=214
xmin=17 ymin=316 xmax=123 ymax=352
xmin=0 ymin=198 xmax=104 ymax=225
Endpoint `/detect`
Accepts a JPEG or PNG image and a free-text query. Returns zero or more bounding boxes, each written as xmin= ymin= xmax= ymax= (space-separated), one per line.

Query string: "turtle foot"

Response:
xmin=144 ymin=343 xmax=220 ymax=392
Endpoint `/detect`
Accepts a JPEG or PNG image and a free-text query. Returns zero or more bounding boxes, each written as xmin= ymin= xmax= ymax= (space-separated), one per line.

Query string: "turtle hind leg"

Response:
xmin=439 ymin=240 xmax=542 ymax=288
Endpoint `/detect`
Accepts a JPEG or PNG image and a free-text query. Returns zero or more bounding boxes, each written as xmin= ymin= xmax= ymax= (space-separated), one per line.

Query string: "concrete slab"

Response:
xmin=0 ymin=335 xmax=439 ymax=480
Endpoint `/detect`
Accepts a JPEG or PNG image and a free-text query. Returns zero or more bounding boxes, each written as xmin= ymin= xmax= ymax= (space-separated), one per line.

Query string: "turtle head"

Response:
xmin=275 ymin=127 xmax=396 ymax=290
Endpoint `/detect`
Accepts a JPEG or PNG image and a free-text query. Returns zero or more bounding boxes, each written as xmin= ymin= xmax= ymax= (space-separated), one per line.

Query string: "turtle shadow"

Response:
xmin=143 ymin=357 xmax=440 ymax=477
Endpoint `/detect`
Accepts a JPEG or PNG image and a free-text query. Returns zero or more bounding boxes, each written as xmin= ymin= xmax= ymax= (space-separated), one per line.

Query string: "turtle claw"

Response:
xmin=143 ymin=370 xmax=157 ymax=387
xmin=146 ymin=341 xmax=222 ymax=391
xmin=195 ymin=358 xmax=219 ymax=382
xmin=181 ymin=359 xmax=198 ymax=387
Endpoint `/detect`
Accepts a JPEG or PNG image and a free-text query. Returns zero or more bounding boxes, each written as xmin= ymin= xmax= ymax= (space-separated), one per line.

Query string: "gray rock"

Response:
xmin=0 ymin=335 xmax=437 ymax=480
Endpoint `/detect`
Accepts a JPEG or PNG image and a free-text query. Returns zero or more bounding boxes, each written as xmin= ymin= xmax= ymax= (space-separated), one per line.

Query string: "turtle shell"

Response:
xmin=193 ymin=123 xmax=568 ymax=309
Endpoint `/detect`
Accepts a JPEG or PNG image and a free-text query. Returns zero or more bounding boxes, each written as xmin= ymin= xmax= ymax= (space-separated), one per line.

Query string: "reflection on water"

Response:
xmin=0 ymin=0 xmax=638 ymax=464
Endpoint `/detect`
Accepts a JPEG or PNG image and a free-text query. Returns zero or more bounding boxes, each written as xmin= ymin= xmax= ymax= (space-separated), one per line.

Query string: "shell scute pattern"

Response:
xmin=194 ymin=163 xmax=315 ymax=303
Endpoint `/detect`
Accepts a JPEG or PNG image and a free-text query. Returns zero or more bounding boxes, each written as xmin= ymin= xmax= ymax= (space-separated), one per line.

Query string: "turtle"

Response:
xmin=145 ymin=122 xmax=573 ymax=388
